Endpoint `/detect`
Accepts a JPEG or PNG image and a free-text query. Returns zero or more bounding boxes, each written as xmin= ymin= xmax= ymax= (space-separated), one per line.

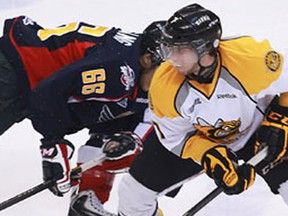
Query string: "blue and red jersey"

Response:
xmin=0 ymin=16 xmax=147 ymax=138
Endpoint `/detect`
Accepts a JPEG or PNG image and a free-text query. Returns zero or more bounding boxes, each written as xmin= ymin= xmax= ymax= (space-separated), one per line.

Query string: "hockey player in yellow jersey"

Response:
xmin=117 ymin=3 xmax=288 ymax=215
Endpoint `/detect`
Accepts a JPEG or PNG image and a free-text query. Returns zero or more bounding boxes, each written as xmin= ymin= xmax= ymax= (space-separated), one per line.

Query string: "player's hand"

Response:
xmin=202 ymin=146 xmax=255 ymax=195
xmin=101 ymin=131 xmax=143 ymax=173
xmin=255 ymin=101 xmax=288 ymax=163
xmin=40 ymin=138 xmax=74 ymax=196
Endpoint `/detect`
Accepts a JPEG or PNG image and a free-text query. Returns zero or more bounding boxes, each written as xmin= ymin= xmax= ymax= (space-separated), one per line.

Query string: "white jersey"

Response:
xmin=149 ymin=36 xmax=288 ymax=163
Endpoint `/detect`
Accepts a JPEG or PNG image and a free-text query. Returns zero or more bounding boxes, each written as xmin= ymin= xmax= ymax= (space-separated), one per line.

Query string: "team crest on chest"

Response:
xmin=193 ymin=117 xmax=249 ymax=144
xmin=120 ymin=64 xmax=135 ymax=90
xmin=265 ymin=51 xmax=281 ymax=72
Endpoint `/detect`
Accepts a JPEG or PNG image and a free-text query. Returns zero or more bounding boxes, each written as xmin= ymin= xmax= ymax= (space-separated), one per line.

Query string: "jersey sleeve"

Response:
xmin=30 ymin=57 xmax=91 ymax=139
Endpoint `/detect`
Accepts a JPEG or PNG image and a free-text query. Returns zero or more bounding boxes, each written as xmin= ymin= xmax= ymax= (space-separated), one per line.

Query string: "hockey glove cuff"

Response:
xmin=255 ymin=101 xmax=288 ymax=163
xmin=40 ymin=138 xmax=75 ymax=196
xmin=202 ymin=146 xmax=255 ymax=195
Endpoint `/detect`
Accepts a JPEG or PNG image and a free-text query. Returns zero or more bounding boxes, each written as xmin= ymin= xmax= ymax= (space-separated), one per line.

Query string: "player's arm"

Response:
xmin=29 ymin=60 xmax=85 ymax=138
xmin=30 ymin=59 xmax=90 ymax=196
xmin=30 ymin=56 xmax=111 ymax=196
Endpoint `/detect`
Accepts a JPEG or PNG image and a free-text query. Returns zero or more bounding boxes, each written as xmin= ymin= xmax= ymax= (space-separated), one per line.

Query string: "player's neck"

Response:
xmin=139 ymin=67 xmax=156 ymax=91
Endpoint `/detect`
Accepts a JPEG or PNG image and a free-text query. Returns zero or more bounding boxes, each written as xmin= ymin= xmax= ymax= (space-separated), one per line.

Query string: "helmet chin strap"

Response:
xmin=186 ymin=56 xmax=218 ymax=83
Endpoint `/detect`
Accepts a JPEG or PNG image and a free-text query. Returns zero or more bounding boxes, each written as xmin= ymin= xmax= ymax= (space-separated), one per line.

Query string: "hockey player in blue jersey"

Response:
xmin=0 ymin=16 xmax=171 ymax=215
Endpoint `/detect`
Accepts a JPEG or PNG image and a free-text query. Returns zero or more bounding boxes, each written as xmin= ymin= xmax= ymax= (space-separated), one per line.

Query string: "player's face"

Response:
xmin=161 ymin=44 xmax=215 ymax=77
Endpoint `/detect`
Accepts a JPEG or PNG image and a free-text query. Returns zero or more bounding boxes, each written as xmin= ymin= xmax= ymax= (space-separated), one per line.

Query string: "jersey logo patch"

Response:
xmin=265 ymin=51 xmax=281 ymax=72
xmin=193 ymin=117 xmax=248 ymax=144
xmin=120 ymin=65 xmax=135 ymax=90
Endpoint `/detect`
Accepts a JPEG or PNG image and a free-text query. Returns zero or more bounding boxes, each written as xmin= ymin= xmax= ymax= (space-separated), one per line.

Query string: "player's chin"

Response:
xmin=174 ymin=65 xmax=190 ymax=75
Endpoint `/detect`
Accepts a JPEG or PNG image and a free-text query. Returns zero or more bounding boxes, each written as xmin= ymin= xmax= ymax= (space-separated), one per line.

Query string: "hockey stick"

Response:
xmin=182 ymin=146 xmax=268 ymax=216
xmin=0 ymin=154 xmax=106 ymax=211
xmin=158 ymin=170 xmax=204 ymax=197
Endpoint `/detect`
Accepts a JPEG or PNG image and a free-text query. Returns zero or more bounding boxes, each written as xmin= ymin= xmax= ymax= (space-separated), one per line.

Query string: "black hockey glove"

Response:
xmin=40 ymin=138 xmax=74 ymax=196
xmin=202 ymin=146 xmax=255 ymax=195
xmin=101 ymin=131 xmax=143 ymax=173
xmin=255 ymin=102 xmax=288 ymax=163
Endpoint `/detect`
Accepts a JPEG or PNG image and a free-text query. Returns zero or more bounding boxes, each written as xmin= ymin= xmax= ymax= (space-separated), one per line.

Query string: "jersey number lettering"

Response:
xmin=38 ymin=22 xmax=109 ymax=41
xmin=82 ymin=69 xmax=106 ymax=95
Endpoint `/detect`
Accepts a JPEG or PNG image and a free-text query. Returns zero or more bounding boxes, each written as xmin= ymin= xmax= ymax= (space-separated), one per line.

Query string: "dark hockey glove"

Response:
xmin=202 ymin=146 xmax=255 ymax=195
xmin=255 ymin=102 xmax=288 ymax=163
xmin=102 ymin=131 xmax=143 ymax=173
xmin=40 ymin=138 xmax=75 ymax=196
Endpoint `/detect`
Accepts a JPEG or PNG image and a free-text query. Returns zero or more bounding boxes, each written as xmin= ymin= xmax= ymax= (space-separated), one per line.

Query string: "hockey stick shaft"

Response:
xmin=182 ymin=146 xmax=268 ymax=216
xmin=158 ymin=170 xmax=204 ymax=197
xmin=0 ymin=154 xmax=106 ymax=211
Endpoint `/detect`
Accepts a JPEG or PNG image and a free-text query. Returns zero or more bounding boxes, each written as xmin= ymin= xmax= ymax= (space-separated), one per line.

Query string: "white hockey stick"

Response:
xmin=0 ymin=154 xmax=106 ymax=211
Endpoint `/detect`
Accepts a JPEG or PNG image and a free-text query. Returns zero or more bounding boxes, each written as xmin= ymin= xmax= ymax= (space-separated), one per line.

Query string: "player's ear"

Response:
xmin=140 ymin=53 xmax=152 ymax=69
